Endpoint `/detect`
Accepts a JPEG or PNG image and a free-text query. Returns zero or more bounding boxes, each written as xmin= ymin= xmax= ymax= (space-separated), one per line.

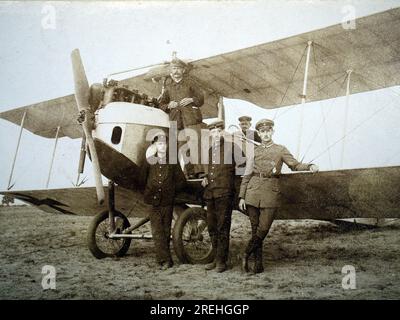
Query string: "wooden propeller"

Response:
xmin=71 ymin=49 xmax=105 ymax=205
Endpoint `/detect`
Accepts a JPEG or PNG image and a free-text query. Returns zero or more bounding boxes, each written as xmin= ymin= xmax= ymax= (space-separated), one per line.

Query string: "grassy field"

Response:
xmin=0 ymin=206 xmax=399 ymax=299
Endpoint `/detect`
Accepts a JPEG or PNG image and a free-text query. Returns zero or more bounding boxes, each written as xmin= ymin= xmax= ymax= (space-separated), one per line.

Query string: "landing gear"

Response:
xmin=172 ymin=207 xmax=215 ymax=264
xmin=86 ymin=181 xmax=214 ymax=264
xmin=87 ymin=180 xmax=133 ymax=259
xmin=87 ymin=209 xmax=131 ymax=259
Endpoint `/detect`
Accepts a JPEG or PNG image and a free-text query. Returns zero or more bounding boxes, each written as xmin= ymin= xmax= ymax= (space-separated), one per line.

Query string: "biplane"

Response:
xmin=1 ymin=8 xmax=399 ymax=264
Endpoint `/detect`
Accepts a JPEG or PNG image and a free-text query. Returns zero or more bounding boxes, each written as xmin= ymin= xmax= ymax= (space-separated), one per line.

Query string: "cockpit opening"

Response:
xmin=111 ymin=126 xmax=122 ymax=145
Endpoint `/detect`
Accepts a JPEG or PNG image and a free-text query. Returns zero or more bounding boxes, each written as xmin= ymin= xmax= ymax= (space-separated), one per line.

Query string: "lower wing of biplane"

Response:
xmin=2 ymin=166 xmax=400 ymax=220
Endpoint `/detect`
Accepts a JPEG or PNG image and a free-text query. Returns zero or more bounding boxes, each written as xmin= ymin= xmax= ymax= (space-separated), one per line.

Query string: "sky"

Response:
xmin=0 ymin=0 xmax=400 ymax=192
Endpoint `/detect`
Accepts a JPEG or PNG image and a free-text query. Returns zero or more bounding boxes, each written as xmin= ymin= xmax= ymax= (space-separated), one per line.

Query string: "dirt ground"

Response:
xmin=0 ymin=206 xmax=399 ymax=300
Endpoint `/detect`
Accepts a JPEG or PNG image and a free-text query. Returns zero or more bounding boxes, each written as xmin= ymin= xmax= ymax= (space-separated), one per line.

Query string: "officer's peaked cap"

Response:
xmin=238 ymin=115 xmax=252 ymax=122
xmin=255 ymin=119 xmax=274 ymax=131
xmin=170 ymin=58 xmax=187 ymax=68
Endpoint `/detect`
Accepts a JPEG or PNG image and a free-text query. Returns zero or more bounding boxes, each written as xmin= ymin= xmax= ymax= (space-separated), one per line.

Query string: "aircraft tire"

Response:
xmin=172 ymin=207 xmax=215 ymax=264
xmin=87 ymin=210 xmax=132 ymax=259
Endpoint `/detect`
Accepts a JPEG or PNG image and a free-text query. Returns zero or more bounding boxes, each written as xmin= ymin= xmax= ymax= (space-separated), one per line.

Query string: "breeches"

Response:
xmin=247 ymin=205 xmax=276 ymax=240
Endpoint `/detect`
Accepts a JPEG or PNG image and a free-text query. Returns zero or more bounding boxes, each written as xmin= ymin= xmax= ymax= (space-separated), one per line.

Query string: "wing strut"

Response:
xmin=7 ymin=111 xmax=26 ymax=190
xmin=45 ymin=126 xmax=60 ymax=188
xmin=340 ymin=69 xmax=353 ymax=168
xmin=218 ymin=96 xmax=225 ymax=122
xmin=296 ymin=41 xmax=313 ymax=159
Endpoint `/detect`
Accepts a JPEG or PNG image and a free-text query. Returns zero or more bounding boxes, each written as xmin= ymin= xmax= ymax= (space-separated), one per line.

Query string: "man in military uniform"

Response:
xmin=144 ymin=131 xmax=187 ymax=269
xmin=238 ymin=119 xmax=319 ymax=273
xmin=201 ymin=120 xmax=240 ymax=272
xmin=158 ymin=58 xmax=205 ymax=179
xmin=234 ymin=116 xmax=261 ymax=174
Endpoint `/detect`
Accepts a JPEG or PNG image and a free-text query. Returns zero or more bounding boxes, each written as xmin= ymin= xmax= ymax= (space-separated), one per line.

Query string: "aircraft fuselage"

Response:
xmin=92 ymin=102 xmax=170 ymax=190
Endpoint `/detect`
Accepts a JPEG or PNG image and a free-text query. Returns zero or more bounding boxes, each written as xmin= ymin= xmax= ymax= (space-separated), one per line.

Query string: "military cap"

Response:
xmin=170 ymin=58 xmax=187 ymax=68
xmin=255 ymin=119 xmax=274 ymax=131
xmin=238 ymin=115 xmax=252 ymax=122
xmin=150 ymin=130 xmax=168 ymax=144
xmin=207 ymin=120 xmax=225 ymax=130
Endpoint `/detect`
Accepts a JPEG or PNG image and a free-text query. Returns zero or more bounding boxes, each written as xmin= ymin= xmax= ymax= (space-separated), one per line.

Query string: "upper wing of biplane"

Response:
xmin=189 ymin=7 xmax=400 ymax=108
xmin=1 ymin=8 xmax=399 ymax=139
xmin=0 ymin=94 xmax=82 ymax=139
xmin=125 ymin=7 xmax=400 ymax=108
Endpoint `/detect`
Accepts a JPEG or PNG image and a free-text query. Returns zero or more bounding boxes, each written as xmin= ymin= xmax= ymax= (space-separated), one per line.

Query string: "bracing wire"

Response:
xmin=301 ymin=42 xmax=332 ymax=167
xmin=320 ymin=106 xmax=333 ymax=169
xmin=308 ymin=97 xmax=397 ymax=163
xmin=274 ymin=70 xmax=348 ymax=121
xmin=300 ymin=73 xmax=348 ymax=162
xmin=290 ymin=65 xmax=400 ymax=165
xmin=273 ymin=45 xmax=308 ymax=120
xmin=352 ymin=71 xmax=400 ymax=100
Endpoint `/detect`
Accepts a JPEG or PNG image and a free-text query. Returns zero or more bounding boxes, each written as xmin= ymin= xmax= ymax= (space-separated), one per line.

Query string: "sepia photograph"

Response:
xmin=0 ymin=0 xmax=399 ymax=304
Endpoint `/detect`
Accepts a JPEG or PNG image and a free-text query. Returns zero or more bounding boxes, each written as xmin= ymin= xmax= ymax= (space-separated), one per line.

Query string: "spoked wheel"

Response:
xmin=87 ymin=210 xmax=131 ymax=259
xmin=173 ymin=207 xmax=215 ymax=264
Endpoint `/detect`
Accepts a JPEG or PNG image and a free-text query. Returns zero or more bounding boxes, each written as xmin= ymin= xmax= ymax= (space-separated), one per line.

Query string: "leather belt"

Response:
xmin=252 ymin=172 xmax=275 ymax=178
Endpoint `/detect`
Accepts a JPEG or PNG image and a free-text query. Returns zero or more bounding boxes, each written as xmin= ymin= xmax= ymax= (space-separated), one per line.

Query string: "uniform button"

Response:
xmin=159 ymin=181 xmax=162 ymax=184
xmin=211 ymin=166 xmax=214 ymax=169
xmin=211 ymin=180 xmax=214 ymax=182
xmin=158 ymin=189 xmax=161 ymax=191
xmin=211 ymin=173 xmax=213 ymax=175
xmin=153 ymin=196 xmax=157 ymax=199
xmin=159 ymin=174 xmax=162 ymax=176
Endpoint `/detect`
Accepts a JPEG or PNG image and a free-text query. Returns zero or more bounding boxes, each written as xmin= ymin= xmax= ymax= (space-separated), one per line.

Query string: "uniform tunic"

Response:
xmin=203 ymin=137 xmax=239 ymax=200
xmin=158 ymin=76 xmax=205 ymax=129
xmin=144 ymin=156 xmax=186 ymax=206
xmin=203 ymin=137 xmax=240 ymax=264
xmin=158 ymin=76 xmax=205 ymax=175
xmin=239 ymin=142 xmax=311 ymax=208
xmin=144 ymin=156 xmax=186 ymax=264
